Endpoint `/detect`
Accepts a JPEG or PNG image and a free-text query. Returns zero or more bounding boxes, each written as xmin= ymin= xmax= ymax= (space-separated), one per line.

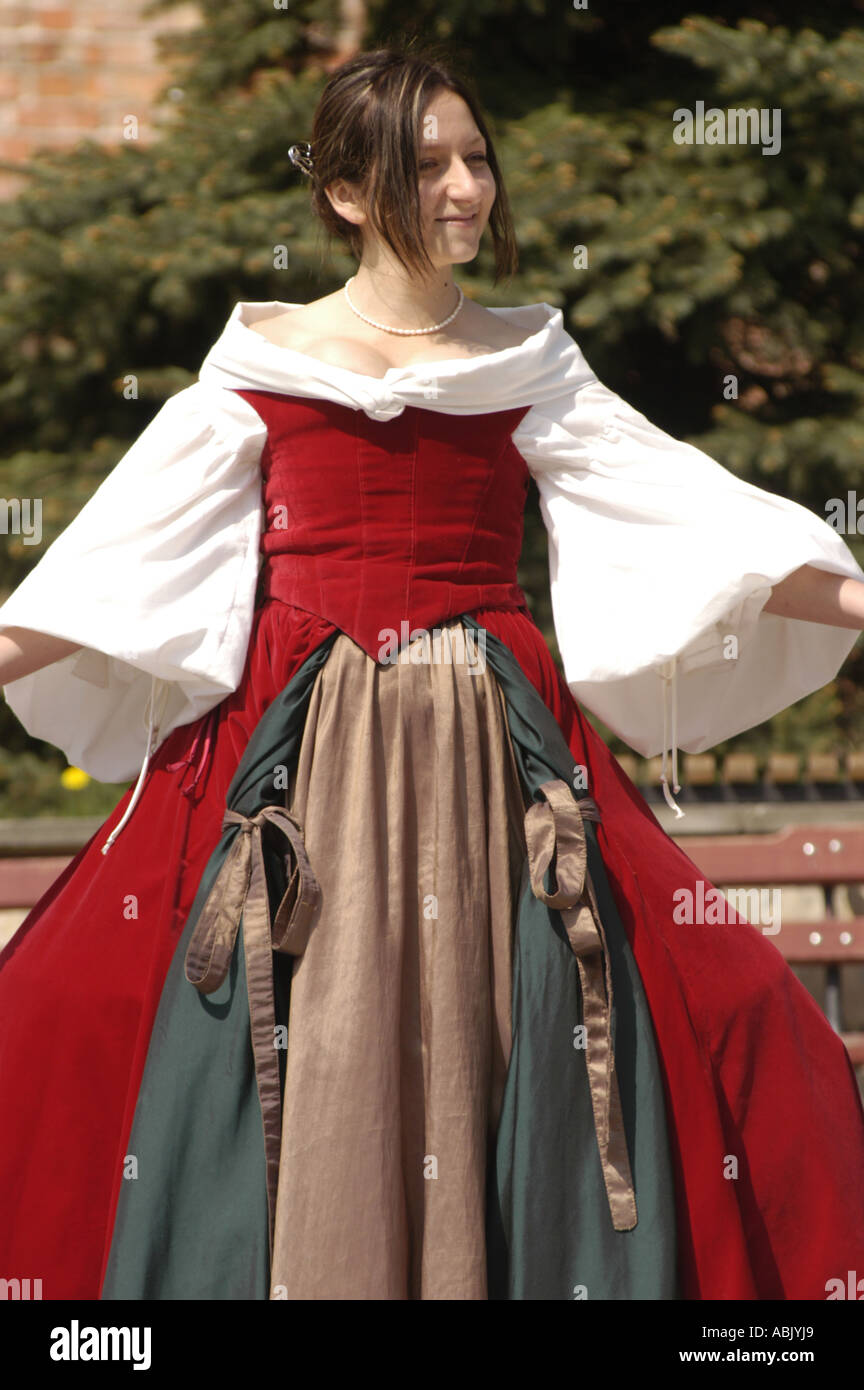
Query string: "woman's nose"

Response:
xmin=445 ymin=160 xmax=483 ymax=197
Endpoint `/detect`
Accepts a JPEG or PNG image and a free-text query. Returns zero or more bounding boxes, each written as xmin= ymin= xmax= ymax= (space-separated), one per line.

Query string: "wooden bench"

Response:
xmin=675 ymin=823 xmax=864 ymax=1066
xmin=617 ymin=748 xmax=864 ymax=801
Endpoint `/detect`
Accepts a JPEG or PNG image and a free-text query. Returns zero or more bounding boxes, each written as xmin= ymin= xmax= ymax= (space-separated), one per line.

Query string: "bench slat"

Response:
xmin=676 ymin=824 xmax=864 ymax=883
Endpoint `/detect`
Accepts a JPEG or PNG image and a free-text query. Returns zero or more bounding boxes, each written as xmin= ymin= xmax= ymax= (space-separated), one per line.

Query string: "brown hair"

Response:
xmin=301 ymin=45 xmax=519 ymax=283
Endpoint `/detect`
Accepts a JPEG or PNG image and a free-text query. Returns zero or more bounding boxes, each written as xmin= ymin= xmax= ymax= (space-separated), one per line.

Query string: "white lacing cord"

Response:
xmin=100 ymin=674 xmax=168 ymax=854
xmin=660 ymin=656 xmax=685 ymax=819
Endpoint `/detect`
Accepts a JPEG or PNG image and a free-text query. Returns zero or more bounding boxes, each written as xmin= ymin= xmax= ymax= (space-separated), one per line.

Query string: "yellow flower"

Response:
xmin=60 ymin=766 xmax=91 ymax=790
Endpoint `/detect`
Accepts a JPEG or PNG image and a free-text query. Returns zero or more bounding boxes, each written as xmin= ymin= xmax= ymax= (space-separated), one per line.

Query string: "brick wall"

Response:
xmin=0 ymin=0 xmax=200 ymax=197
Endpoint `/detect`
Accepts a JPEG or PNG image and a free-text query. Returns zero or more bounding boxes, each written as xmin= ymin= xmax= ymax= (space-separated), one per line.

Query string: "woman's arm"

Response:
xmin=762 ymin=564 xmax=864 ymax=631
xmin=0 ymin=628 xmax=82 ymax=684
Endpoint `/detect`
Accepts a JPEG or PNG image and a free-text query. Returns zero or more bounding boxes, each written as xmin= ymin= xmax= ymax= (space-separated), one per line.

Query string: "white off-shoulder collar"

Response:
xmin=199 ymin=298 xmax=596 ymax=420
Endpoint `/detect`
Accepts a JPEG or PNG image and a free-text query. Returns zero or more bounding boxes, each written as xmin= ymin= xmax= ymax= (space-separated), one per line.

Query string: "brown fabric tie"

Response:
xmin=184 ymin=805 xmax=321 ymax=1257
xmin=523 ymin=779 xmax=638 ymax=1232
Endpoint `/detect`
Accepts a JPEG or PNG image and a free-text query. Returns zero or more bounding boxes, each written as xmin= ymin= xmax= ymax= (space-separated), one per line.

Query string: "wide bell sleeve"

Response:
xmin=0 ymin=382 xmax=267 ymax=787
xmin=511 ymin=370 xmax=864 ymax=813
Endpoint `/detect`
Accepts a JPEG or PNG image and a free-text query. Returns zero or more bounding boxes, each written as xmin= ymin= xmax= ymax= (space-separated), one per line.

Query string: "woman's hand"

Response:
xmin=762 ymin=564 xmax=864 ymax=631
xmin=0 ymin=627 xmax=82 ymax=685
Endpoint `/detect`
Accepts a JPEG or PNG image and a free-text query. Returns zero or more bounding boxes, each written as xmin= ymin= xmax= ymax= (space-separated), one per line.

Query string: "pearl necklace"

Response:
xmin=343 ymin=276 xmax=464 ymax=335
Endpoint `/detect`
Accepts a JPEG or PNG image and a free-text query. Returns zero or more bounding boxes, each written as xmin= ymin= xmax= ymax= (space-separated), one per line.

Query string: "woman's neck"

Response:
xmin=347 ymin=265 xmax=462 ymax=331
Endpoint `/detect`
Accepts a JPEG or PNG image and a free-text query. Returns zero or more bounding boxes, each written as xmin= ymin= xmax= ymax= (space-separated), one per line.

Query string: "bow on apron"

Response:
xmin=524 ymin=779 xmax=638 ymax=1232
xmin=183 ymin=805 xmax=321 ymax=1258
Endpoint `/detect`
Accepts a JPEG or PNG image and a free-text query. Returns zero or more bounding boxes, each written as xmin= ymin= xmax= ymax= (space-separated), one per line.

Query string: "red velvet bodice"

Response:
xmin=235 ymin=391 xmax=534 ymax=660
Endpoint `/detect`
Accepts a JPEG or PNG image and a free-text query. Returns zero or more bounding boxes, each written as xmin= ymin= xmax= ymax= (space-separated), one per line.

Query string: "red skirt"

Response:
xmin=1 ymin=596 xmax=862 ymax=1299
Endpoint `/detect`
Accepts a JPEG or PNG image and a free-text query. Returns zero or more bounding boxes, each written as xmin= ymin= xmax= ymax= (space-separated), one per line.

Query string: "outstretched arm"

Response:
xmin=762 ymin=564 xmax=864 ymax=631
xmin=0 ymin=627 xmax=82 ymax=684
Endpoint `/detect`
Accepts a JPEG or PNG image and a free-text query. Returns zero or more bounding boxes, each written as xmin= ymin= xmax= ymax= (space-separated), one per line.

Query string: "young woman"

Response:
xmin=1 ymin=46 xmax=863 ymax=1302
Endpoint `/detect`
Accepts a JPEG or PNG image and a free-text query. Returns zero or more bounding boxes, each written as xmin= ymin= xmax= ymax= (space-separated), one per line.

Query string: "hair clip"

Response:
xmin=288 ymin=142 xmax=314 ymax=177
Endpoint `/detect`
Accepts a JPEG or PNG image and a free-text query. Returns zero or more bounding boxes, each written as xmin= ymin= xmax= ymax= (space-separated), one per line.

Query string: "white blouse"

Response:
xmin=1 ymin=298 xmax=861 ymax=848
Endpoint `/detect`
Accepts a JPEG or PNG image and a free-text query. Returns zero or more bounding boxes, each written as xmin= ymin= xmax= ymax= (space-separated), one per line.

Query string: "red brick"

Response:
xmin=101 ymin=40 xmax=160 ymax=64
xmin=33 ymin=10 xmax=77 ymax=30
xmin=0 ymin=135 xmax=35 ymax=160
xmin=17 ymin=38 xmax=65 ymax=61
xmin=17 ymin=100 xmax=102 ymax=130
xmin=36 ymin=71 xmax=83 ymax=97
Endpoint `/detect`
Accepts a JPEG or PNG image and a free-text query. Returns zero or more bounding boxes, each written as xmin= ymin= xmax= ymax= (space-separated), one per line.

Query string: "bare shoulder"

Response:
xmin=248 ymin=292 xmax=342 ymax=349
xmin=461 ymin=298 xmax=537 ymax=350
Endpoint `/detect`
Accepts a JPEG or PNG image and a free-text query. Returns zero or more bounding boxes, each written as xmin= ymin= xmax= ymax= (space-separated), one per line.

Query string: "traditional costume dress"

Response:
xmin=1 ymin=299 xmax=863 ymax=1302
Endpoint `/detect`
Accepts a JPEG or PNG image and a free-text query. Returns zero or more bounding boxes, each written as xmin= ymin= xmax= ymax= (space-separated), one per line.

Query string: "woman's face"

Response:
xmin=326 ymin=86 xmax=497 ymax=274
xmin=415 ymin=88 xmax=497 ymax=268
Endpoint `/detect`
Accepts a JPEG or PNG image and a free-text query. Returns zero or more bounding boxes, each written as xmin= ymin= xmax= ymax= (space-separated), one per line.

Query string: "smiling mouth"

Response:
xmin=437 ymin=214 xmax=478 ymax=223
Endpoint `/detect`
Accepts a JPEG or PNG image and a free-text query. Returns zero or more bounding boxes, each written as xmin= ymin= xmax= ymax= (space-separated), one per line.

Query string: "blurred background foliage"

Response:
xmin=1 ymin=0 xmax=864 ymax=814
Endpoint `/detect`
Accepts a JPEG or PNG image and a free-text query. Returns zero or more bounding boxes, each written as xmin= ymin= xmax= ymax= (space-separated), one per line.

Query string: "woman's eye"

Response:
xmin=419 ymin=154 xmax=487 ymax=171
